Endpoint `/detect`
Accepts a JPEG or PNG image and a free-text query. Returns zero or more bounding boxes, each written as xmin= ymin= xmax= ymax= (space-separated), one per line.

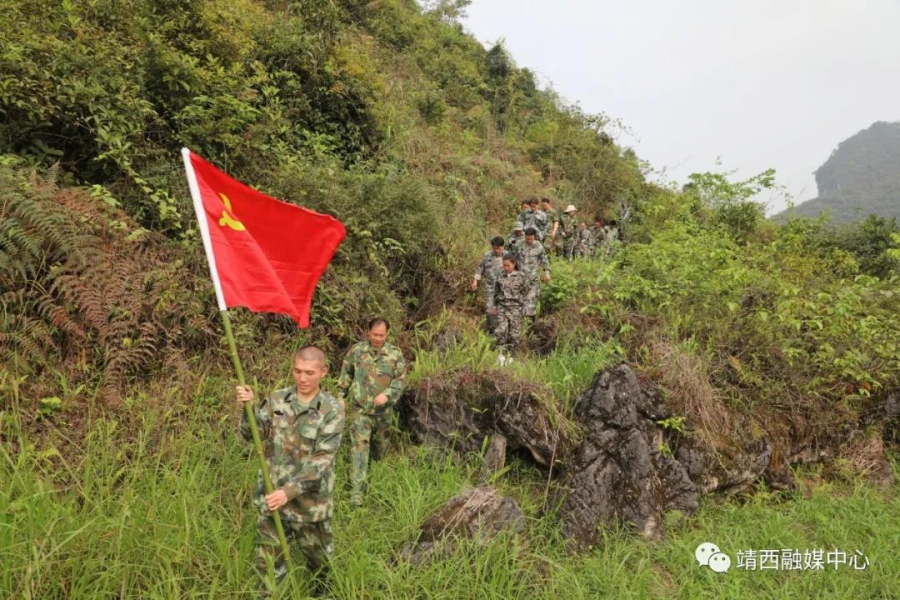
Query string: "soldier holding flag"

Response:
xmin=181 ymin=149 xmax=346 ymax=597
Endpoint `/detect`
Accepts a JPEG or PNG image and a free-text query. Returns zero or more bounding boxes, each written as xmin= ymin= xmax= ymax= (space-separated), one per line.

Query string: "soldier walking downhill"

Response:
xmin=507 ymin=222 xmax=526 ymax=258
xmin=558 ymin=204 xmax=579 ymax=260
xmin=541 ymin=197 xmax=559 ymax=254
xmin=236 ymin=346 xmax=344 ymax=597
xmin=515 ymin=227 xmax=551 ymax=320
xmin=337 ymin=318 xmax=407 ymax=506
xmin=517 ymin=197 xmax=547 ymax=240
xmin=470 ymin=236 xmax=506 ymax=332
xmin=490 ymin=253 xmax=530 ymax=359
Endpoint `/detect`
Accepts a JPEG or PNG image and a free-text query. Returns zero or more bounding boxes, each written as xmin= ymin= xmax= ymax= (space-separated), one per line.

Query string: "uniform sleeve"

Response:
xmin=239 ymin=392 xmax=271 ymax=442
xmin=540 ymin=247 xmax=550 ymax=273
xmin=473 ymin=255 xmax=486 ymax=281
xmin=336 ymin=346 xmax=355 ymax=396
xmin=281 ymin=403 xmax=345 ymax=500
xmin=386 ymin=351 xmax=408 ymax=407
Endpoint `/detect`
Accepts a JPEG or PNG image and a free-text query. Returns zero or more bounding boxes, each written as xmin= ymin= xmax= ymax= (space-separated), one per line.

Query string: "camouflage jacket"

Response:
xmin=517 ymin=209 xmax=548 ymax=239
xmin=589 ymin=225 xmax=604 ymax=248
xmin=578 ymin=227 xmax=594 ymax=247
xmin=473 ymin=250 xmax=505 ymax=287
xmin=507 ymin=234 xmax=525 ymax=257
xmin=516 ymin=240 xmax=550 ymax=280
xmin=603 ymin=226 xmax=619 ymax=243
xmin=240 ymin=387 xmax=344 ymax=522
xmin=493 ymin=270 xmax=530 ymax=308
xmin=558 ymin=213 xmax=578 ymax=237
xmin=543 ymin=208 xmax=559 ymax=237
xmin=337 ymin=341 xmax=407 ymax=415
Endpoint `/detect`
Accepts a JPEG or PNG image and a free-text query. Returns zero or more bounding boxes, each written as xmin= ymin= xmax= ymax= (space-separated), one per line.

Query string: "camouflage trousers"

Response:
xmin=523 ymin=278 xmax=540 ymax=317
xmin=493 ymin=304 xmax=524 ymax=350
xmin=561 ymin=237 xmax=576 ymax=260
xmin=255 ymin=513 xmax=333 ymax=592
xmin=484 ymin=289 xmax=498 ymax=332
xmin=349 ymin=409 xmax=392 ymax=499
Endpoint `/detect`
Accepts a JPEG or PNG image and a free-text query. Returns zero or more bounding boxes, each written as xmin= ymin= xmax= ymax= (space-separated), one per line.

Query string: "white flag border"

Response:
xmin=181 ymin=147 xmax=227 ymax=311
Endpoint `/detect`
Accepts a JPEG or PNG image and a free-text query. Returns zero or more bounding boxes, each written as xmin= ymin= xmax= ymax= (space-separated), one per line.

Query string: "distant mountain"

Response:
xmin=777 ymin=121 xmax=900 ymax=223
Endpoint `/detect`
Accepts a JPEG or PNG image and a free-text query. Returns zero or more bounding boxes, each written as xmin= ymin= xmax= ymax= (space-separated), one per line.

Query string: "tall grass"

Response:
xmin=2 ymin=401 xmax=897 ymax=599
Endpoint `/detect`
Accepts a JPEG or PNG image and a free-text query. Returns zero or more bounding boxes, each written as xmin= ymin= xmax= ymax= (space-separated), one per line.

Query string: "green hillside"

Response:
xmin=2 ymin=1 xmax=900 ymax=599
xmin=780 ymin=121 xmax=900 ymax=223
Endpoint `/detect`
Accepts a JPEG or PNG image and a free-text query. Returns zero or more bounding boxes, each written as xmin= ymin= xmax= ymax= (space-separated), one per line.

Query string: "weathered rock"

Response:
xmin=558 ymin=364 xmax=699 ymax=545
xmin=477 ymin=433 xmax=507 ymax=484
xmin=677 ymin=436 xmax=774 ymax=495
xmin=401 ymin=486 xmax=525 ymax=564
xmin=400 ymin=368 xmax=570 ymax=467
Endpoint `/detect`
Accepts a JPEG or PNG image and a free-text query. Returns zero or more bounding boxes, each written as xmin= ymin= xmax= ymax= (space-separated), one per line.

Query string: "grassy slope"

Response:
xmin=3 ymin=398 xmax=897 ymax=600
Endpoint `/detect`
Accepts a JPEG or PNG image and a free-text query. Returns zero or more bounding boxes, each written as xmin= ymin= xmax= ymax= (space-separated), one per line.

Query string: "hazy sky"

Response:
xmin=462 ymin=0 xmax=900 ymax=213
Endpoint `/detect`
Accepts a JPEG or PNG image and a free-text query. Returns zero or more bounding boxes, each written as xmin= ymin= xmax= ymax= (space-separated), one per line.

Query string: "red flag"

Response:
xmin=182 ymin=149 xmax=345 ymax=328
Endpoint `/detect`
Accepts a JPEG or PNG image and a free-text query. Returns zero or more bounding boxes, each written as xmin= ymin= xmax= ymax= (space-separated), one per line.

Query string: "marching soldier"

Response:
xmin=518 ymin=197 xmax=547 ymax=240
xmin=558 ymin=205 xmax=579 ymax=260
xmin=337 ymin=319 xmax=407 ymax=507
xmin=541 ymin=197 xmax=559 ymax=253
xmin=237 ymin=346 xmax=344 ymax=597
xmin=516 ymin=227 xmax=551 ymax=320
xmin=507 ymin=222 xmax=526 ymax=257
xmin=470 ymin=236 xmax=506 ymax=332
xmin=490 ymin=253 xmax=530 ymax=358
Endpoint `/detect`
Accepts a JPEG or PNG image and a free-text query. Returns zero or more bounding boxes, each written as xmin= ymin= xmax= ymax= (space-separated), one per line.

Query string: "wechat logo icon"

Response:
xmin=696 ymin=542 xmax=731 ymax=573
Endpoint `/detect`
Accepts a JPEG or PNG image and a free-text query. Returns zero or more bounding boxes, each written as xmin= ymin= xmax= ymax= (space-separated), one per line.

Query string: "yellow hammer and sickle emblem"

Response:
xmin=218 ymin=192 xmax=245 ymax=231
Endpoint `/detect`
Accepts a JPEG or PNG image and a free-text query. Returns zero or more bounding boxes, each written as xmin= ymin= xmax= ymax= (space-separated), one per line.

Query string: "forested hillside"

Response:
xmin=1 ymin=0 xmax=642 ymax=401
xmin=780 ymin=121 xmax=900 ymax=223
xmin=2 ymin=1 xmax=899 ymax=599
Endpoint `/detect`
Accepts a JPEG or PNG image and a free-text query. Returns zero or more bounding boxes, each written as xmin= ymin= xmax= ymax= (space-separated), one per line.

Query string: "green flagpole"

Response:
xmin=221 ymin=309 xmax=293 ymax=570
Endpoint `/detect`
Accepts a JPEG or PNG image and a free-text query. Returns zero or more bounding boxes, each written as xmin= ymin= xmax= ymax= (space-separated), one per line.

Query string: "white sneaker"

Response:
xmin=497 ymin=354 xmax=507 ymax=366
xmin=506 ymin=355 xmax=514 ymax=365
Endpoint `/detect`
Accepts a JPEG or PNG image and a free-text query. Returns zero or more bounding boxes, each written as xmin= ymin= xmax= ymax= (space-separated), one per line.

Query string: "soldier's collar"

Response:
xmin=290 ymin=388 xmax=322 ymax=412
xmin=365 ymin=341 xmax=388 ymax=354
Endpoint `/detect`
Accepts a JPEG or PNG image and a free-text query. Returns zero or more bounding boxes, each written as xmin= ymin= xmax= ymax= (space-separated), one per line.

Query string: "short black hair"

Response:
xmin=502 ymin=252 xmax=519 ymax=267
xmin=490 ymin=236 xmax=505 ymax=247
xmin=527 ymin=196 xmax=539 ymax=206
xmin=368 ymin=317 xmax=390 ymax=331
xmin=294 ymin=345 xmax=328 ymax=368
xmin=541 ymin=197 xmax=551 ymax=204
xmin=609 ymin=220 xmax=618 ymax=226
xmin=524 ymin=227 xmax=537 ymax=236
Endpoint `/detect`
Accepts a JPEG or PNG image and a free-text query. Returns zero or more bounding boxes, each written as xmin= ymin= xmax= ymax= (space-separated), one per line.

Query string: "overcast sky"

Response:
xmin=461 ymin=0 xmax=900 ymax=213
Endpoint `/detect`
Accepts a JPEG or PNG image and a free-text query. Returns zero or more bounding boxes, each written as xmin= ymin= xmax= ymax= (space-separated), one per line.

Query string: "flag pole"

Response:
xmin=181 ymin=148 xmax=293 ymax=569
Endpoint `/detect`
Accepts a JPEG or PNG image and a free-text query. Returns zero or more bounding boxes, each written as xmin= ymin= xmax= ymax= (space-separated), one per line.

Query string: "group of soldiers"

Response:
xmin=235 ymin=318 xmax=406 ymax=597
xmin=471 ymin=196 xmax=620 ymax=357
xmin=231 ymin=198 xmax=621 ymax=596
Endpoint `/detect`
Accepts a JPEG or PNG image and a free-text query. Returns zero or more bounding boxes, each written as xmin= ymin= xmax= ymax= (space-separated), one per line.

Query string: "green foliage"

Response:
xmin=2 ymin=402 xmax=897 ymax=599
xmin=0 ymin=164 xmax=215 ymax=402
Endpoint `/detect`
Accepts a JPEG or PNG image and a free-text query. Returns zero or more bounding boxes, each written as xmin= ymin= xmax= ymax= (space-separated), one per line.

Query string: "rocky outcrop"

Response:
xmin=557 ymin=365 xmax=698 ymax=545
xmin=400 ymin=369 xmax=569 ymax=467
xmin=401 ymin=486 xmax=525 ymax=564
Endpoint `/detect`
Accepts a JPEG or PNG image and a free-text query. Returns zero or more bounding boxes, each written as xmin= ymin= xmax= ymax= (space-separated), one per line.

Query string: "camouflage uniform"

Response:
xmin=337 ymin=341 xmax=407 ymax=503
xmin=507 ymin=232 xmax=525 ymax=258
xmin=575 ymin=225 xmax=593 ymax=258
xmin=473 ymin=250 xmax=505 ymax=331
xmin=518 ymin=209 xmax=548 ymax=240
xmin=240 ymin=387 xmax=344 ymax=588
xmin=493 ymin=270 xmax=530 ymax=350
xmin=515 ymin=240 xmax=550 ymax=317
xmin=542 ymin=208 xmax=559 ymax=253
xmin=601 ymin=225 xmax=620 ymax=259
xmin=558 ymin=213 xmax=579 ymax=260
xmin=588 ymin=224 xmax=604 ymax=257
